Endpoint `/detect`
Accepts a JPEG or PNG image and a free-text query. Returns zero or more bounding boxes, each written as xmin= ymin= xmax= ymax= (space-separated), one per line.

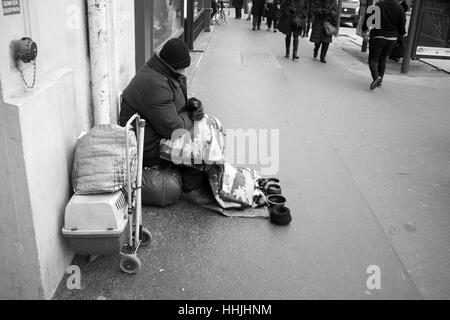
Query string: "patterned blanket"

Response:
xmin=159 ymin=115 xmax=267 ymax=217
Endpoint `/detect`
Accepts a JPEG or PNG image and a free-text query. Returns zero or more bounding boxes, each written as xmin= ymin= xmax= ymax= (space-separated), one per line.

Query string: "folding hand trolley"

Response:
xmin=62 ymin=114 xmax=150 ymax=274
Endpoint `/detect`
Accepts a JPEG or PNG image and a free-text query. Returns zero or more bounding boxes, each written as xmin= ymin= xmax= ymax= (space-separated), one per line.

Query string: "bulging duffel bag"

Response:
xmin=142 ymin=163 xmax=182 ymax=207
xmin=72 ymin=124 xmax=137 ymax=194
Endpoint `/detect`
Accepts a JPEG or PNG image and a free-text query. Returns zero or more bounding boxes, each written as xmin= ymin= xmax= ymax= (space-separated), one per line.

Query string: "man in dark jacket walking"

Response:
xmin=120 ymin=38 xmax=212 ymax=205
xmin=363 ymin=0 xmax=406 ymax=90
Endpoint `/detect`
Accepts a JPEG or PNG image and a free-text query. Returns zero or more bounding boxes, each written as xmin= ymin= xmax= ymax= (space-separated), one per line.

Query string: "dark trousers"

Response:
xmin=285 ymin=31 xmax=301 ymax=54
xmin=368 ymin=38 xmax=397 ymax=80
xmin=314 ymin=42 xmax=330 ymax=59
xmin=253 ymin=15 xmax=262 ymax=28
xmin=267 ymin=16 xmax=279 ymax=29
xmin=180 ymin=165 xmax=209 ymax=192
xmin=235 ymin=8 xmax=242 ymax=18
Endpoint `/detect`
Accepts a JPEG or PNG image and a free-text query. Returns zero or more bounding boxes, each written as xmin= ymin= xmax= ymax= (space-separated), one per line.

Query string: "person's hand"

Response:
xmin=187 ymin=97 xmax=205 ymax=121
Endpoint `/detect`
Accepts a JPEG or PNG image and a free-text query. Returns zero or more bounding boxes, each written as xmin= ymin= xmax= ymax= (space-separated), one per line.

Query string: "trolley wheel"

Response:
xmin=140 ymin=228 xmax=152 ymax=247
xmin=119 ymin=254 xmax=141 ymax=275
xmin=132 ymin=228 xmax=152 ymax=247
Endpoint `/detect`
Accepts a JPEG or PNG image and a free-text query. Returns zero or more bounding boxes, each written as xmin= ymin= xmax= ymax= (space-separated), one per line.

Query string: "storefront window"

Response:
xmin=153 ymin=0 xmax=184 ymax=49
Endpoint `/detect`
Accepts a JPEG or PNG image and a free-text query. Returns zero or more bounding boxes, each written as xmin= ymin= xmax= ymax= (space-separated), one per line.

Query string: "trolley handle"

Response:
xmin=124 ymin=114 xmax=145 ymax=211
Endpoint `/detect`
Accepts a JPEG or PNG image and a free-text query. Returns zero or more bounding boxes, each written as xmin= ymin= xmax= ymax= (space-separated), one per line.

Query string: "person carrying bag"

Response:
xmin=309 ymin=0 xmax=337 ymax=63
xmin=278 ymin=0 xmax=309 ymax=60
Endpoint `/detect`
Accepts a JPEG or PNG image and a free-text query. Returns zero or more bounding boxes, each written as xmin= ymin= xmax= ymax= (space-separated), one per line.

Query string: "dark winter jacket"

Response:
xmin=309 ymin=0 xmax=337 ymax=44
xmin=278 ymin=0 xmax=309 ymax=35
xmin=363 ymin=0 xmax=406 ymax=39
xmin=120 ymin=53 xmax=193 ymax=167
xmin=252 ymin=0 xmax=266 ymax=16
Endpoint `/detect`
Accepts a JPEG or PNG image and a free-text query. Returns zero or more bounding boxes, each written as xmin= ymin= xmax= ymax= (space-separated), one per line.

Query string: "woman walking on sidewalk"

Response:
xmin=251 ymin=0 xmax=266 ymax=30
xmin=309 ymin=0 xmax=337 ymax=63
xmin=363 ymin=0 xmax=406 ymax=90
xmin=278 ymin=0 xmax=309 ymax=60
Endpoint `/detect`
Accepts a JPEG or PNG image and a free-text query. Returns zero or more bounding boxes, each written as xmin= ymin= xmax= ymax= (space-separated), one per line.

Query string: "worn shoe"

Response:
xmin=252 ymin=27 xmax=256 ymax=31
xmin=320 ymin=58 xmax=327 ymax=63
xmin=370 ymin=77 xmax=382 ymax=90
xmin=181 ymin=188 xmax=215 ymax=206
xmin=313 ymin=51 xmax=318 ymax=59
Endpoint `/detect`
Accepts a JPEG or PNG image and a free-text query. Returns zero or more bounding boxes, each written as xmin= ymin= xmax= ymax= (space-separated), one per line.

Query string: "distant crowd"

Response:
xmin=212 ymin=0 xmax=409 ymax=90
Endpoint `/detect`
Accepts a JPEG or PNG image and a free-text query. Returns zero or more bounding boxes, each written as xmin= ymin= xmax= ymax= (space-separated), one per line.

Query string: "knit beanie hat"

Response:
xmin=159 ymin=38 xmax=191 ymax=70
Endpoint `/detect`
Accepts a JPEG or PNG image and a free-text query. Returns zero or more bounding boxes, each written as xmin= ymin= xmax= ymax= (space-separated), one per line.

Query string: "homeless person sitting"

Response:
xmin=120 ymin=38 xmax=214 ymax=207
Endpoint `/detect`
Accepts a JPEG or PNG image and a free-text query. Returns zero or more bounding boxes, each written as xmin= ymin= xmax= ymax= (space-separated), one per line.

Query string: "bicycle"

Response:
xmin=214 ymin=0 xmax=230 ymax=26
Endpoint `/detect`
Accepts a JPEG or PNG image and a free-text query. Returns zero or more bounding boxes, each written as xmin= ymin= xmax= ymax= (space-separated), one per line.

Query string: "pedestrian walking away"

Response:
xmin=251 ymin=0 xmax=266 ymax=30
xmin=309 ymin=0 xmax=337 ymax=64
xmin=362 ymin=0 xmax=406 ymax=90
xmin=278 ymin=0 xmax=309 ymax=60
xmin=389 ymin=0 xmax=409 ymax=63
xmin=233 ymin=0 xmax=244 ymax=18
xmin=265 ymin=0 xmax=282 ymax=32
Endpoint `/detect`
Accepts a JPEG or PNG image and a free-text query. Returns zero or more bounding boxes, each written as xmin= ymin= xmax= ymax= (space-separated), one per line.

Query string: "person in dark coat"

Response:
xmin=265 ymin=0 xmax=282 ymax=32
xmin=120 ymin=38 xmax=212 ymax=205
xmin=363 ymin=0 xmax=406 ymax=90
xmin=233 ymin=0 xmax=244 ymax=19
xmin=309 ymin=0 xmax=337 ymax=63
xmin=389 ymin=0 xmax=409 ymax=62
xmin=278 ymin=0 xmax=309 ymax=60
xmin=252 ymin=0 xmax=266 ymax=30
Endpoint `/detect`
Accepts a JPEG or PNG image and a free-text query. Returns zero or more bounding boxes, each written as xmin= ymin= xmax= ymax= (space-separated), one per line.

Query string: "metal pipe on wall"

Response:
xmin=87 ymin=0 xmax=112 ymax=125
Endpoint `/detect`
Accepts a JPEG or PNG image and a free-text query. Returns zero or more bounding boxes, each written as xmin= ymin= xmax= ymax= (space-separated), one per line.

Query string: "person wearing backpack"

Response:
xmin=309 ymin=0 xmax=337 ymax=63
xmin=278 ymin=0 xmax=309 ymax=60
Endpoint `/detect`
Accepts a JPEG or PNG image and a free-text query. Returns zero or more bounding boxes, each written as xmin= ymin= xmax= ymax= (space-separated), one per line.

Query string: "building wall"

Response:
xmin=0 ymin=81 xmax=43 ymax=299
xmin=0 ymin=0 xmax=136 ymax=299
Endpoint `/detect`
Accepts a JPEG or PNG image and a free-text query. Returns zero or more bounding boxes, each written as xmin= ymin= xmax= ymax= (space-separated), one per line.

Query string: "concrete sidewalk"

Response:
xmin=54 ymin=19 xmax=450 ymax=300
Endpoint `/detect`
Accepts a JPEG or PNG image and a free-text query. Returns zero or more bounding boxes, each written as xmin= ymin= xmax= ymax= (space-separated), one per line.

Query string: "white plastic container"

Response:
xmin=62 ymin=191 xmax=128 ymax=255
